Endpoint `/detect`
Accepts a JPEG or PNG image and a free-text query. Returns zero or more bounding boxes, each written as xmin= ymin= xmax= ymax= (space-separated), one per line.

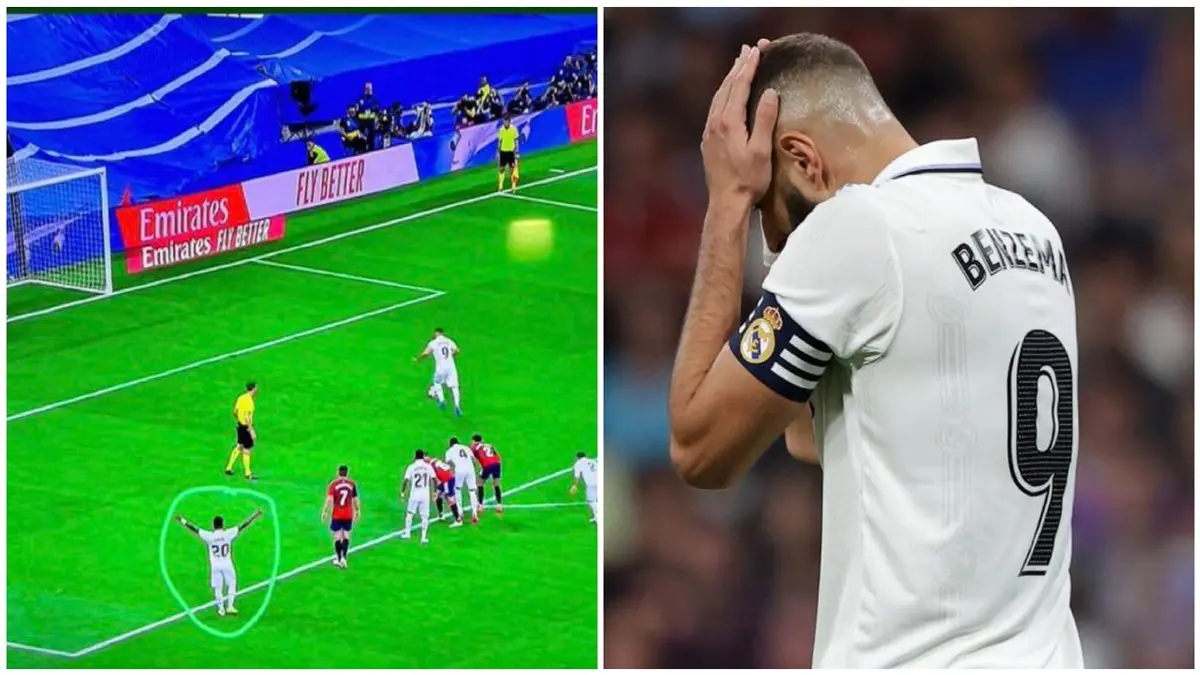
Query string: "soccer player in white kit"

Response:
xmin=668 ymin=36 xmax=1083 ymax=668
xmin=175 ymin=509 xmax=263 ymax=616
xmin=445 ymin=436 xmax=481 ymax=522
xmin=416 ymin=328 xmax=462 ymax=417
xmin=401 ymin=450 xmax=437 ymax=545
xmin=569 ymin=452 xmax=598 ymax=523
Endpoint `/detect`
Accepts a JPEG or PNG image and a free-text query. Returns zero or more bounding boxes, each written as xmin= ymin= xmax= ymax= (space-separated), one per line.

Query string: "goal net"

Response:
xmin=6 ymin=156 xmax=112 ymax=296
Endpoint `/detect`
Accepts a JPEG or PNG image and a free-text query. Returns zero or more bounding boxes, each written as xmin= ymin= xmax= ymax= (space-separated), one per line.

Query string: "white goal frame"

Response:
xmin=6 ymin=160 xmax=113 ymax=296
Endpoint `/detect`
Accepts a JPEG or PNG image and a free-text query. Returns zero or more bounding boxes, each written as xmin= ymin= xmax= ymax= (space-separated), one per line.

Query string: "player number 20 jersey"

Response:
xmin=199 ymin=528 xmax=240 ymax=570
xmin=733 ymin=140 xmax=1082 ymax=668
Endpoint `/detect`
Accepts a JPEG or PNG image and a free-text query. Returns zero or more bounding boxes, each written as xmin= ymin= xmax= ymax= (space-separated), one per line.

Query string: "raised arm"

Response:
xmin=238 ymin=508 xmax=264 ymax=532
xmin=175 ymin=514 xmax=202 ymax=538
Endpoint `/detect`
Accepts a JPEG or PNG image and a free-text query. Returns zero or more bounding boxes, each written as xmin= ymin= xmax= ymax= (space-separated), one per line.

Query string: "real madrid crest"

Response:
xmin=739 ymin=316 xmax=776 ymax=364
xmin=762 ymin=306 xmax=783 ymax=331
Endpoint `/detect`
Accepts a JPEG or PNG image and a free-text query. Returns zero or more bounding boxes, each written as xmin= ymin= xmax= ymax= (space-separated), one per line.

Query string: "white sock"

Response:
xmin=213 ymin=586 xmax=225 ymax=608
xmin=467 ymin=488 xmax=479 ymax=515
xmin=451 ymin=386 xmax=461 ymax=408
xmin=405 ymin=512 xmax=413 ymax=532
xmin=421 ymin=516 xmax=429 ymax=539
xmin=433 ymin=385 xmax=445 ymax=403
xmin=227 ymin=582 xmax=237 ymax=608
xmin=589 ymin=501 xmax=599 ymax=520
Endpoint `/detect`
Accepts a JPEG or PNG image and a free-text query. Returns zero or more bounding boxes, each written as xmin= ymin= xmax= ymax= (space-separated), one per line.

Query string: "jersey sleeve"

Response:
xmin=228 ymin=526 xmax=240 ymax=539
xmin=730 ymin=187 xmax=903 ymax=403
xmin=198 ymin=530 xmax=213 ymax=543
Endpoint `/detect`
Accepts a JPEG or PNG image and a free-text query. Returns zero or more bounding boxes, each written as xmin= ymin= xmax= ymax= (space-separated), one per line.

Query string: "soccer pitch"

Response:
xmin=6 ymin=143 xmax=598 ymax=668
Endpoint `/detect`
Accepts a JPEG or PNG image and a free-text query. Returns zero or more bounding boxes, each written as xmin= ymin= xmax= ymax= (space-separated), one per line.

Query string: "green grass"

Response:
xmin=6 ymin=142 xmax=598 ymax=668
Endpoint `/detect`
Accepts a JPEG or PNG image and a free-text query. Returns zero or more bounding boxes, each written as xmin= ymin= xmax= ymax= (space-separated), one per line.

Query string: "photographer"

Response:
xmin=410 ymin=102 xmax=433 ymax=138
xmin=486 ymin=87 xmax=506 ymax=121
xmin=453 ymin=94 xmax=479 ymax=127
xmin=376 ymin=103 xmax=395 ymax=148
xmin=508 ymin=82 xmax=533 ymax=115
xmin=339 ymin=104 xmax=368 ymax=155
xmin=305 ymin=138 xmax=330 ymax=165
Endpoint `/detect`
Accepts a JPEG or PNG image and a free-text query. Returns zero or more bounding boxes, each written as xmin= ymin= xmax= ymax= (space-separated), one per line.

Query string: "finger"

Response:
xmin=723 ymin=45 xmax=760 ymax=125
xmin=707 ymin=62 xmax=736 ymax=121
xmin=708 ymin=47 xmax=747 ymax=123
xmin=748 ymin=88 xmax=780 ymax=152
xmin=757 ymin=38 xmax=770 ymax=49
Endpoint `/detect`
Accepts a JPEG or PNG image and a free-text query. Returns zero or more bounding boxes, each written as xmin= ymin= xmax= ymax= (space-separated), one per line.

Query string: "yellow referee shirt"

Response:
xmin=235 ymin=392 xmax=255 ymax=426
xmin=498 ymin=125 xmax=518 ymax=153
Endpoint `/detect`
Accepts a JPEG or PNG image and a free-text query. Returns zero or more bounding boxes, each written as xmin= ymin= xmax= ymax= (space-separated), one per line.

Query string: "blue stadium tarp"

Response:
xmin=7 ymin=12 xmax=597 ymax=207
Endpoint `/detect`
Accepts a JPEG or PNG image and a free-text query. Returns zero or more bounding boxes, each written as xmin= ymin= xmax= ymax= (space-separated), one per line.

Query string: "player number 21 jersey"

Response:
xmin=732 ymin=140 xmax=1082 ymax=667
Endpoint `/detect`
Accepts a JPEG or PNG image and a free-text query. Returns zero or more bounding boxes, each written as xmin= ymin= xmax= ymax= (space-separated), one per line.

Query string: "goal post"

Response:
xmin=6 ymin=156 xmax=113 ymax=297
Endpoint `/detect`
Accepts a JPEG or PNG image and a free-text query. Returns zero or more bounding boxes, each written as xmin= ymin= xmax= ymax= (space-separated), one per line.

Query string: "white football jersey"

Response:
xmin=573 ymin=456 xmax=598 ymax=489
xmin=404 ymin=460 xmax=436 ymax=499
xmin=199 ymin=527 xmax=240 ymax=570
xmin=734 ymin=140 xmax=1082 ymax=668
xmin=427 ymin=335 xmax=458 ymax=371
xmin=446 ymin=443 xmax=475 ymax=475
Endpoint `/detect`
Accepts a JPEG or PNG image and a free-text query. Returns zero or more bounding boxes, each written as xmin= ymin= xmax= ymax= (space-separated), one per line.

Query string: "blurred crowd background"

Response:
xmin=603 ymin=8 xmax=1193 ymax=669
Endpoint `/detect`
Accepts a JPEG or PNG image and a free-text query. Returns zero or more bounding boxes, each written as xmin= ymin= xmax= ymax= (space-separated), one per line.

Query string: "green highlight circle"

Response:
xmin=159 ymin=486 xmax=282 ymax=639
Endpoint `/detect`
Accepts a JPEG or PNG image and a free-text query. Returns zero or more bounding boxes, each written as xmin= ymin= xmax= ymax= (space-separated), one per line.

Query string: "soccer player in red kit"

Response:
xmin=321 ymin=465 xmax=360 ymax=568
xmin=471 ymin=433 xmax=504 ymax=514
xmin=427 ymin=457 xmax=463 ymax=527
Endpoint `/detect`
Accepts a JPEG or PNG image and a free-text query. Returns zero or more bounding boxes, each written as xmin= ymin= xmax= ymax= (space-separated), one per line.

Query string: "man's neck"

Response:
xmin=836 ymin=121 xmax=918 ymax=188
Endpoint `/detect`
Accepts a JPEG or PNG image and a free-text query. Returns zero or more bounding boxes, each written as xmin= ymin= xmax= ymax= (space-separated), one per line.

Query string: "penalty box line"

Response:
xmin=7 ymin=265 xmax=446 ymax=422
xmin=8 ymin=165 xmax=597 ymax=324
xmin=10 ymin=467 xmax=579 ymax=659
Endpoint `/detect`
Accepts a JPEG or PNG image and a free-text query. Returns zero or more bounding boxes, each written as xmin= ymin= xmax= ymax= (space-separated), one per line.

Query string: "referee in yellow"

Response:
xmin=224 ymin=382 xmax=258 ymax=480
xmin=497 ymin=115 xmax=520 ymax=193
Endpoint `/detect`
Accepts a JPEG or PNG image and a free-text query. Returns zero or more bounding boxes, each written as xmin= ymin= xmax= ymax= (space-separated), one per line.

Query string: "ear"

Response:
xmin=777 ymin=131 xmax=822 ymax=185
xmin=776 ymin=131 xmax=835 ymax=200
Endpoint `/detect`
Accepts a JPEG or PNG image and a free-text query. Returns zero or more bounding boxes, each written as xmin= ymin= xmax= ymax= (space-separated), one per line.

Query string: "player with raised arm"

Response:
xmin=667 ymin=37 xmax=1081 ymax=667
xmin=446 ymin=436 xmax=481 ymax=523
xmin=569 ymin=451 xmax=599 ymax=524
xmin=427 ymin=456 xmax=463 ymax=527
xmin=175 ymin=508 xmax=263 ymax=616
xmin=415 ymin=328 xmax=462 ymax=416
xmin=321 ymin=465 xmax=360 ymax=569
xmin=401 ymin=450 xmax=437 ymax=545
xmin=470 ymin=433 xmax=504 ymax=514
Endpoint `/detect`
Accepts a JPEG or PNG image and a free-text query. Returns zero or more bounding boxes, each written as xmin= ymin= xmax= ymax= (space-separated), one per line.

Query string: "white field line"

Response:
xmin=8 ymin=165 xmax=596 ymax=324
xmin=503 ymin=192 xmax=597 ymax=213
xmin=5 ymin=642 xmax=75 ymax=658
xmin=7 ymin=290 xmax=444 ymax=422
xmin=253 ymin=259 xmax=441 ymax=294
xmin=9 ymin=467 xmax=573 ymax=659
xmin=500 ymin=501 xmax=587 ymax=511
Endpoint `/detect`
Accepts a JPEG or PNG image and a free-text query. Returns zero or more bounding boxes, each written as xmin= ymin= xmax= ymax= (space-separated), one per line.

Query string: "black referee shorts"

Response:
xmin=499 ymin=150 xmax=516 ymax=168
xmin=236 ymin=424 xmax=255 ymax=450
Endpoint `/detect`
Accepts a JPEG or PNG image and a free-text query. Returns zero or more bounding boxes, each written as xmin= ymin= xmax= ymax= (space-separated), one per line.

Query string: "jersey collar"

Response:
xmin=871 ymin=138 xmax=983 ymax=186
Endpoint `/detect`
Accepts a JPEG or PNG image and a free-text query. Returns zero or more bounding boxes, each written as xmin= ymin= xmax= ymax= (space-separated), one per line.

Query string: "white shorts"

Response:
xmin=407 ymin=498 xmax=430 ymax=518
xmin=585 ymin=485 xmax=598 ymax=504
xmin=433 ymin=368 xmax=459 ymax=389
xmin=210 ymin=565 xmax=236 ymax=589
xmin=456 ymin=470 xmax=478 ymax=492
